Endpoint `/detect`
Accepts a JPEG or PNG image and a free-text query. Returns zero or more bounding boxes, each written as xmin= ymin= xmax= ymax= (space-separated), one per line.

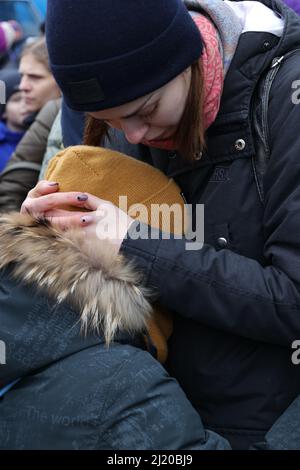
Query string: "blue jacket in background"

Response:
xmin=0 ymin=121 xmax=24 ymax=172
xmin=284 ymin=0 xmax=300 ymax=15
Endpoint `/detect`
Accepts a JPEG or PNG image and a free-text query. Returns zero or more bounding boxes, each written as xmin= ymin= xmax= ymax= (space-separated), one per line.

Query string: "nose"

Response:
xmin=19 ymin=75 xmax=31 ymax=92
xmin=120 ymin=117 xmax=150 ymax=144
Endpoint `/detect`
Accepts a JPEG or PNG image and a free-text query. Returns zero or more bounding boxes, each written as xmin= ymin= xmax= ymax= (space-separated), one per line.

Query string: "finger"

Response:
xmin=21 ymin=181 xmax=61 ymax=214
xmin=22 ymin=192 xmax=90 ymax=216
xmin=27 ymin=180 xmax=60 ymax=199
xmin=82 ymin=194 xmax=115 ymax=212
xmin=46 ymin=213 xmax=90 ymax=232
xmin=44 ymin=208 xmax=89 ymax=218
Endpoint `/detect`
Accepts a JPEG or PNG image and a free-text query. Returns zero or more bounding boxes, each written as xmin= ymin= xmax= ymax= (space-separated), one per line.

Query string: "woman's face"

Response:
xmin=88 ymin=68 xmax=191 ymax=145
xmin=19 ymin=53 xmax=61 ymax=114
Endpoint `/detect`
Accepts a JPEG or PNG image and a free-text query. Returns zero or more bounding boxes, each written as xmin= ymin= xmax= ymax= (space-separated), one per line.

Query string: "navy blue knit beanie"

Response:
xmin=46 ymin=0 xmax=203 ymax=112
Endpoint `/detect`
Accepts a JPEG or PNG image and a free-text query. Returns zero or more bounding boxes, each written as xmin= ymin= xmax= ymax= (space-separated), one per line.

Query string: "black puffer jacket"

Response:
xmin=116 ymin=0 xmax=300 ymax=449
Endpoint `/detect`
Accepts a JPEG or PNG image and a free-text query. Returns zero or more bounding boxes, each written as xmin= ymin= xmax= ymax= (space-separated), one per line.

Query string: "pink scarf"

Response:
xmin=145 ymin=14 xmax=224 ymax=151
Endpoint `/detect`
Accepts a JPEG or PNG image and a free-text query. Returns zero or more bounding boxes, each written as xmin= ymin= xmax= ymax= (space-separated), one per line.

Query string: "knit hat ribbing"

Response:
xmin=46 ymin=0 xmax=203 ymax=111
xmin=45 ymin=145 xmax=188 ymax=235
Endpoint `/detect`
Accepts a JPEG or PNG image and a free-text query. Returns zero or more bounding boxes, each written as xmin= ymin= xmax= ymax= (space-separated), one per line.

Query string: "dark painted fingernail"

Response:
xmin=48 ymin=182 xmax=59 ymax=186
xmin=81 ymin=216 xmax=93 ymax=224
xmin=77 ymin=194 xmax=88 ymax=202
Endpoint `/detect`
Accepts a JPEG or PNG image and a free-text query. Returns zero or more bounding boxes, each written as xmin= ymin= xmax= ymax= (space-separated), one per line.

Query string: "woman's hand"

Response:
xmin=21 ymin=180 xmax=135 ymax=252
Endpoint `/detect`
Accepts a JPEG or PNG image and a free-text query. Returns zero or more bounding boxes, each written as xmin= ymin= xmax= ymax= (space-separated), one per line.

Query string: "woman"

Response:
xmin=23 ymin=0 xmax=300 ymax=449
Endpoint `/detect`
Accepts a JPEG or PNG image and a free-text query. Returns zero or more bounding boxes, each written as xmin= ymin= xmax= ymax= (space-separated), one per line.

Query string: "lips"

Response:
xmin=149 ymin=136 xmax=168 ymax=143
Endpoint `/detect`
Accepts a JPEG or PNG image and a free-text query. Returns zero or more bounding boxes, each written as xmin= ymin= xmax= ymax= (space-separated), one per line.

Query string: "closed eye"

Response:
xmin=140 ymin=103 xmax=159 ymax=121
xmin=102 ymin=101 xmax=159 ymax=126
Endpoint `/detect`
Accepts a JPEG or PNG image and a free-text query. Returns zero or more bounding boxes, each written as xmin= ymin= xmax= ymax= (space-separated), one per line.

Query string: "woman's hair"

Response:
xmin=21 ymin=37 xmax=50 ymax=72
xmin=84 ymin=60 xmax=206 ymax=161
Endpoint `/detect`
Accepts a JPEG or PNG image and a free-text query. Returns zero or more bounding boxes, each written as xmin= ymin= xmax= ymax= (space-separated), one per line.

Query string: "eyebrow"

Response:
xmin=19 ymin=71 xmax=46 ymax=79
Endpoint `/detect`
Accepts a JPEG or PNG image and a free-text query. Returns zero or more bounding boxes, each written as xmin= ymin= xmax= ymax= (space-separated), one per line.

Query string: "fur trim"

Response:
xmin=0 ymin=213 xmax=153 ymax=344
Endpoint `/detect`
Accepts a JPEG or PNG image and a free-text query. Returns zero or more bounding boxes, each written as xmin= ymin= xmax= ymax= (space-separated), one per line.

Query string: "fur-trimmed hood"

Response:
xmin=0 ymin=213 xmax=153 ymax=344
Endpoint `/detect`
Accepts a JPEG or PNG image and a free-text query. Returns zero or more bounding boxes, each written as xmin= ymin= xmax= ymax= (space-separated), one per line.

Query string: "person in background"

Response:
xmin=18 ymin=37 xmax=60 ymax=126
xmin=0 ymin=37 xmax=61 ymax=212
xmin=0 ymin=97 xmax=61 ymax=212
xmin=0 ymin=20 xmax=23 ymax=57
xmin=283 ymin=0 xmax=300 ymax=15
xmin=0 ymin=69 xmax=29 ymax=171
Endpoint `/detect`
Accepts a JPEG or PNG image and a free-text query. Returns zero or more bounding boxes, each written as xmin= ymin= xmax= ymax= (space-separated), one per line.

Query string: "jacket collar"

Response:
xmin=205 ymin=0 xmax=300 ymax=163
xmin=147 ymin=1 xmax=300 ymax=173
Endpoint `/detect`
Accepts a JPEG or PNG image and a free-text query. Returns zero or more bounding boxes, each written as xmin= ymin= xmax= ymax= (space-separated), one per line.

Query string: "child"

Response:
xmin=0 ymin=70 xmax=29 ymax=171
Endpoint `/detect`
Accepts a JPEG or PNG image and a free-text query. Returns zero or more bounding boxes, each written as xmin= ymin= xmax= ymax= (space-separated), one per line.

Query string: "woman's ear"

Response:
xmin=183 ymin=66 xmax=192 ymax=77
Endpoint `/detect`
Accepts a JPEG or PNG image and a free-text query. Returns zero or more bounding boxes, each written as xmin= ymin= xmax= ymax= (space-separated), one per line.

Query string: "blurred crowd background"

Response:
xmin=0 ymin=0 xmax=63 ymax=212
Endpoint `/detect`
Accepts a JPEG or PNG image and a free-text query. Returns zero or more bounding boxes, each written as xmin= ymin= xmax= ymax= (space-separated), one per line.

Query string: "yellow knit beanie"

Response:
xmin=45 ymin=145 xmax=188 ymax=362
xmin=46 ymin=145 xmax=187 ymax=234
